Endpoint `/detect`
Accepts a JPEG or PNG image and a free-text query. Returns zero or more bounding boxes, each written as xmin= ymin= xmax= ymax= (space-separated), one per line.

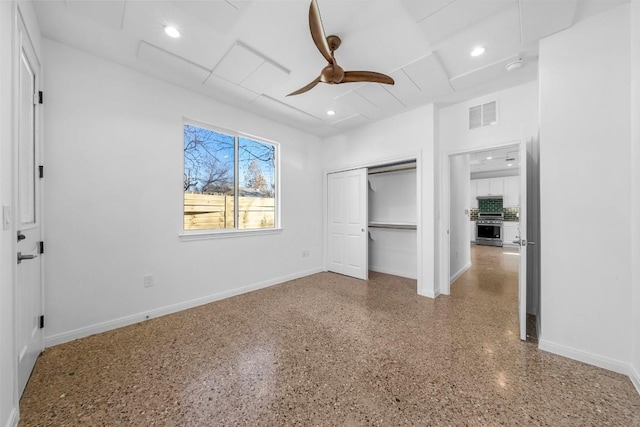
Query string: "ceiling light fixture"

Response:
xmin=327 ymin=110 xmax=336 ymax=116
xmin=507 ymin=163 xmax=513 ymax=167
xmin=486 ymin=156 xmax=493 ymax=160
xmin=164 ymin=26 xmax=181 ymax=38
xmin=470 ymin=46 xmax=485 ymax=57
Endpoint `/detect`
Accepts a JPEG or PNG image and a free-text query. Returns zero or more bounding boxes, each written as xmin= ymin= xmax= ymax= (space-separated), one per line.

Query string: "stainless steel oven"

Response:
xmin=476 ymin=213 xmax=503 ymax=247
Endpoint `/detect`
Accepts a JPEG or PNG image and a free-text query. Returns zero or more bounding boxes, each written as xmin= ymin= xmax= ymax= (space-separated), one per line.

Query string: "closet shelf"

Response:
xmin=368 ymin=222 xmax=417 ymax=230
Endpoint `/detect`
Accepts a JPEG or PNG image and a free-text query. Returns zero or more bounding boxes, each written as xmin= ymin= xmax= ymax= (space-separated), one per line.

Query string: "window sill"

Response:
xmin=179 ymin=228 xmax=283 ymax=242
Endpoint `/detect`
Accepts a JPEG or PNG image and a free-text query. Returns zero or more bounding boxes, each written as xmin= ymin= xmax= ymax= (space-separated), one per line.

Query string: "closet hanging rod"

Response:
xmin=367 ymin=166 xmax=416 ymax=176
xmin=368 ymin=223 xmax=417 ymax=230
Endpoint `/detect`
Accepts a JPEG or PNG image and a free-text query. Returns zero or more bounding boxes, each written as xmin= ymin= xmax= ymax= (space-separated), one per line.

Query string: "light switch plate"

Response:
xmin=2 ymin=206 xmax=10 ymax=230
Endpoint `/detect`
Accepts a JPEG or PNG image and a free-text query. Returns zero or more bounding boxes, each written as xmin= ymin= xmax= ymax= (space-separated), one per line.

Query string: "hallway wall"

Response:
xmin=448 ymin=154 xmax=470 ymax=282
xmin=539 ymin=3 xmax=633 ymax=375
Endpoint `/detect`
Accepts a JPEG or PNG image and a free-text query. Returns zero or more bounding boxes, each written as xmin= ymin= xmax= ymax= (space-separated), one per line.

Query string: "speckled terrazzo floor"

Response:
xmin=19 ymin=245 xmax=640 ymax=426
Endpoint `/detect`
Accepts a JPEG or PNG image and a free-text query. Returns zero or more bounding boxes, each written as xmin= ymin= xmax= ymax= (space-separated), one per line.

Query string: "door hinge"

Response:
xmin=38 ymin=91 xmax=43 ymax=104
xmin=39 ymin=241 xmax=44 ymax=254
xmin=39 ymin=315 xmax=44 ymax=329
xmin=39 ymin=165 xmax=44 ymax=178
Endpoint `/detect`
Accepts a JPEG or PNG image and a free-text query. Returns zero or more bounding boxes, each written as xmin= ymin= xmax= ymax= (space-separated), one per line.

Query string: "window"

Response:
xmin=183 ymin=122 xmax=277 ymax=232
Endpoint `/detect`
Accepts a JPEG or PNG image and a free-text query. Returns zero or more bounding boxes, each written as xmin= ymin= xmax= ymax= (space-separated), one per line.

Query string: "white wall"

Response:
xmin=368 ymin=169 xmax=417 ymax=279
xmin=322 ymin=105 xmax=436 ymax=296
xmin=449 ymin=154 xmax=470 ymax=282
xmin=42 ymin=40 xmax=324 ymax=345
xmin=539 ymin=4 xmax=633 ymax=374
xmin=631 ymin=0 xmax=640 ymax=392
xmin=437 ymin=82 xmax=539 ymax=154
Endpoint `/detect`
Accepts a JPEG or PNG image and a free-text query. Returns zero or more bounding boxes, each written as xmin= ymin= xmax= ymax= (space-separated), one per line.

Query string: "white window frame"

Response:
xmin=179 ymin=118 xmax=282 ymax=241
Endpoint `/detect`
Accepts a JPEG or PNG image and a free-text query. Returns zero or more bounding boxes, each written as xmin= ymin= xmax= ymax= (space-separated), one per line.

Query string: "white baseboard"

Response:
xmin=449 ymin=261 xmax=471 ymax=284
xmin=418 ymin=288 xmax=439 ymax=299
xmin=4 ymin=408 xmax=18 ymax=427
xmin=538 ymin=339 xmax=632 ymax=377
xmin=45 ymin=267 xmax=323 ymax=347
xmin=369 ymin=266 xmax=417 ymax=280
xmin=630 ymin=365 xmax=640 ymax=395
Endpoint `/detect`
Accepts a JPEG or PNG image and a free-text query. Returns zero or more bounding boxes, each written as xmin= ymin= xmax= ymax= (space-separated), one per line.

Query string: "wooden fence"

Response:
xmin=184 ymin=193 xmax=275 ymax=230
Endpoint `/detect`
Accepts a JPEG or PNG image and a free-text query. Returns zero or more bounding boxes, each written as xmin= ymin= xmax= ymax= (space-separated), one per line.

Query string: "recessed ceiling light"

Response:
xmin=486 ymin=156 xmax=493 ymax=160
xmin=470 ymin=46 xmax=485 ymax=57
xmin=507 ymin=163 xmax=513 ymax=167
xmin=164 ymin=26 xmax=181 ymax=38
xmin=327 ymin=110 xmax=336 ymax=116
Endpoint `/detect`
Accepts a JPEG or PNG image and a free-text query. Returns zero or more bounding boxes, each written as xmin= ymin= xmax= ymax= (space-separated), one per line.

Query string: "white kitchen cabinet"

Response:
xmin=475 ymin=178 xmax=490 ymax=196
xmin=474 ymin=177 xmax=504 ymax=197
xmin=502 ymin=223 xmax=519 ymax=246
xmin=489 ymin=178 xmax=504 ymax=196
xmin=470 ymin=221 xmax=476 ymax=242
xmin=503 ymin=176 xmax=519 ymax=207
xmin=470 ymin=180 xmax=478 ymax=208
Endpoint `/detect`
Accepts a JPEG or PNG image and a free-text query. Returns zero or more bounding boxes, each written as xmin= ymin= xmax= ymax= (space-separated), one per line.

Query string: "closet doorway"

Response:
xmin=325 ymin=158 xmax=419 ymax=288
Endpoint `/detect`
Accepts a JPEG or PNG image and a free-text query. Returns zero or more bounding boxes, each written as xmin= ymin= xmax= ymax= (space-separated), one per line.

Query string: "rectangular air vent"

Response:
xmin=469 ymin=101 xmax=498 ymax=129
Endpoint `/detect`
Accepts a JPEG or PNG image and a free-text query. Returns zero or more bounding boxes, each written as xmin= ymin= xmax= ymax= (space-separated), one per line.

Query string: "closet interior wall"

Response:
xmin=367 ymin=164 xmax=418 ymax=279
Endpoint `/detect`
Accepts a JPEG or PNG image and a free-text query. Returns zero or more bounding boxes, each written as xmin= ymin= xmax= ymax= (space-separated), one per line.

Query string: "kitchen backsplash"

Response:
xmin=470 ymin=207 xmax=519 ymax=221
xmin=503 ymin=207 xmax=519 ymax=221
xmin=478 ymin=198 xmax=503 ymax=213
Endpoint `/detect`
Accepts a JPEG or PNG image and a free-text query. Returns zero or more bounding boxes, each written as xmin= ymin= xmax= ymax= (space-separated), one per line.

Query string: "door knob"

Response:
xmin=17 ymin=231 xmax=26 ymax=241
xmin=17 ymin=252 xmax=37 ymax=264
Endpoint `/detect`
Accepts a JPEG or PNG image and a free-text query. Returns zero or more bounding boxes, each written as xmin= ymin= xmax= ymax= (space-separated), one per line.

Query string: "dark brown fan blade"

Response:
xmin=342 ymin=71 xmax=395 ymax=85
xmin=309 ymin=0 xmax=333 ymax=64
xmin=287 ymin=76 xmax=322 ymax=96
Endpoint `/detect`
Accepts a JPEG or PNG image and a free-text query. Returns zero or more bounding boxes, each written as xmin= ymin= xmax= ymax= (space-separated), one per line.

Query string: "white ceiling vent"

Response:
xmin=469 ymin=101 xmax=498 ymax=130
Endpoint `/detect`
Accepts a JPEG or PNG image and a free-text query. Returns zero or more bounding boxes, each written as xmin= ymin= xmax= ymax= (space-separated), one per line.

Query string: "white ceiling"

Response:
xmin=32 ymin=0 xmax=626 ymax=137
xmin=469 ymin=146 xmax=520 ymax=174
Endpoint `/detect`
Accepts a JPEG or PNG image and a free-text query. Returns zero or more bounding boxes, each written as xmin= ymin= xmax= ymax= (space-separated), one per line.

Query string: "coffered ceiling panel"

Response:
xmin=211 ymin=42 xmax=265 ymax=85
xmin=251 ymin=95 xmax=323 ymax=127
xmin=384 ymin=69 xmax=422 ymax=108
xmin=335 ymin=90 xmax=378 ymax=118
xmin=449 ymin=55 xmax=520 ymax=92
xmin=226 ymin=0 xmax=247 ymax=9
xmin=65 ymin=0 xmax=125 ymax=30
xmin=520 ymin=0 xmax=578 ymax=44
xmin=331 ymin=114 xmax=370 ymax=130
xmin=241 ymin=61 xmax=291 ymax=95
xmin=435 ymin=4 xmax=522 ymax=78
xmin=136 ymin=41 xmax=211 ymax=87
xmin=175 ymin=1 xmax=247 ymax=35
xmin=402 ymin=53 xmax=454 ymax=101
xmin=201 ymin=73 xmax=261 ymax=106
xmin=417 ymin=0 xmax=517 ymax=47
xmin=33 ymin=0 xmax=624 ymax=137
xmin=356 ymin=85 xmax=405 ymax=114
xmin=402 ymin=0 xmax=456 ymax=22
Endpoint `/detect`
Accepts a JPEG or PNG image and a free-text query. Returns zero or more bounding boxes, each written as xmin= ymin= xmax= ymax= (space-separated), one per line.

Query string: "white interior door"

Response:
xmin=518 ymin=140 xmax=528 ymax=341
xmin=327 ymin=168 xmax=368 ymax=280
xmin=16 ymin=16 xmax=43 ymax=396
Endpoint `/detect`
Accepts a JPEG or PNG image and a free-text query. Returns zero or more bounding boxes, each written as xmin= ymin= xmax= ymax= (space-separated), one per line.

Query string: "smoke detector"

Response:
xmin=506 ymin=59 xmax=523 ymax=72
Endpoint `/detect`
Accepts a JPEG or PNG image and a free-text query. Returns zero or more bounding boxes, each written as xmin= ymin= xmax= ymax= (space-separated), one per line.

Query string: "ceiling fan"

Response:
xmin=287 ymin=0 xmax=395 ymax=96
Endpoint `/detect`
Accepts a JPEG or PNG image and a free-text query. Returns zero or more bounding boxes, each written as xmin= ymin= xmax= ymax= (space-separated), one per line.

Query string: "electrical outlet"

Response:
xmin=302 ymin=250 xmax=310 ymax=258
xmin=144 ymin=275 xmax=154 ymax=287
